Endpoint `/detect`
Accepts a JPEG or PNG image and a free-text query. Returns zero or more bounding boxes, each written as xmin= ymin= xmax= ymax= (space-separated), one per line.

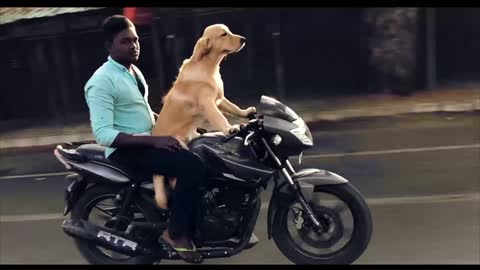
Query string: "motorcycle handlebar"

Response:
xmin=247 ymin=112 xmax=258 ymax=120
xmin=221 ymin=124 xmax=248 ymax=143
xmin=221 ymin=113 xmax=260 ymax=143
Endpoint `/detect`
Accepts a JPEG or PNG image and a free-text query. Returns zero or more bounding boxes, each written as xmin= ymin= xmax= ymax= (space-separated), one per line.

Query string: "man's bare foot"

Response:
xmin=161 ymin=230 xmax=193 ymax=249
xmin=161 ymin=230 xmax=175 ymax=246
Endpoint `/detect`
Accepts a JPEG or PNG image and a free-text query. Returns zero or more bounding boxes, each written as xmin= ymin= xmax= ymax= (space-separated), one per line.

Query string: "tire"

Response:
xmin=272 ymin=183 xmax=372 ymax=265
xmin=70 ymin=184 xmax=158 ymax=265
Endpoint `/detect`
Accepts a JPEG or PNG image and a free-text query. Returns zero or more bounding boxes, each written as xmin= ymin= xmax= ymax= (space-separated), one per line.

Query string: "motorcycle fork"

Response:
xmin=261 ymin=138 xmax=324 ymax=232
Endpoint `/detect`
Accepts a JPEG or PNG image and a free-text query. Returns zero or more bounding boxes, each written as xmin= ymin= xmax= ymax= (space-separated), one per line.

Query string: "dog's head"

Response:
xmin=193 ymin=24 xmax=246 ymax=61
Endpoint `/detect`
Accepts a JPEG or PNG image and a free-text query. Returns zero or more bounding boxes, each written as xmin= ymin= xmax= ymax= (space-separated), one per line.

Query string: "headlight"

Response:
xmin=271 ymin=134 xmax=283 ymax=146
xmin=290 ymin=118 xmax=313 ymax=146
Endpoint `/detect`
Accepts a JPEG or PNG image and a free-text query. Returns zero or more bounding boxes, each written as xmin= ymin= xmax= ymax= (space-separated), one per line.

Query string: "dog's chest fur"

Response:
xmin=213 ymin=71 xmax=224 ymax=104
xmin=180 ymin=66 xmax=224 ymax=100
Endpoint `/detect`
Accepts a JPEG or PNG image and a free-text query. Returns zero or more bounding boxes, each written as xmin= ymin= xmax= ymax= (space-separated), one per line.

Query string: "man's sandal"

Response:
xmin=172 ymin=244 xmax=204 ymax=264
xmin=159 ymin=238 xmax=203 ymax=264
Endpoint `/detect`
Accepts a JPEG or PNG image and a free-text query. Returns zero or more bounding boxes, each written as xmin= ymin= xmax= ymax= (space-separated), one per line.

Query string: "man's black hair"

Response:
xmin=103 ymin=15 xmax=134 ymax=44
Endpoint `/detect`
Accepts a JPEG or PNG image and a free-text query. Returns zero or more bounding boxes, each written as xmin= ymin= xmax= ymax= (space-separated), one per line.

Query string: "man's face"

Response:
xmin=108 ymin=25 xmax=140 ymax=65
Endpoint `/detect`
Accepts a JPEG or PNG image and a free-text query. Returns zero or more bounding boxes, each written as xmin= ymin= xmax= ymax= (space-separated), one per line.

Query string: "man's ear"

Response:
xmin=105 ymin=40 xmax=112 ymax=52
xmin=192 ymin=37 xmax=211 ymax=61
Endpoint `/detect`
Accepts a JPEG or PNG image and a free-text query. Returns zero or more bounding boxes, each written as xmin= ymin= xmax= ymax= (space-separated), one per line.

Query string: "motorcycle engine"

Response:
xmin=199 ymin=186 xmax=250 ymax=242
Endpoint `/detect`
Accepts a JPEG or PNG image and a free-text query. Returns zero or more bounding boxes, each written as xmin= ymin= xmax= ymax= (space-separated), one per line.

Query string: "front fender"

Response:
xmin=266 ymin=169 xmax=348 ymax=239
xmin=292 ymin=169 xmax=348 ymax=201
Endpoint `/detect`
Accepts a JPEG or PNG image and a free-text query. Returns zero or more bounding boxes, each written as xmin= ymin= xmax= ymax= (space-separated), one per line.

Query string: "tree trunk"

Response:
xmin=365 ymin=8 xmax=419 ymax=95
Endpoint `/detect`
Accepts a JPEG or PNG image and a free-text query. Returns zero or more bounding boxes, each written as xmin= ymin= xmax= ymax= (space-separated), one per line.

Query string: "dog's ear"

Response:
xmin=193 ymin=37 xmax=211 ymax=61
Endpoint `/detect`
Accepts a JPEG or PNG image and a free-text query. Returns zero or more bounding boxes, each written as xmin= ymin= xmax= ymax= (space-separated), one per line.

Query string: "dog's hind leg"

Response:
xmin=166 ymin=138 xmax=189 ymax=190
xmin=153 ymin=174 xmax=168 ymax=209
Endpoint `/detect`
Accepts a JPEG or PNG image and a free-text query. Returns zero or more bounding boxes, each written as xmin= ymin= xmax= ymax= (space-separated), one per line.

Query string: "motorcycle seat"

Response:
xmin=75 ymin=144 xmax=120 ymax=168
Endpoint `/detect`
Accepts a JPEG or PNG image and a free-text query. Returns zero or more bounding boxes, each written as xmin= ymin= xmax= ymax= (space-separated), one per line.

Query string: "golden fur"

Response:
xmin=151 ymin=24 xmax=256 ymax=209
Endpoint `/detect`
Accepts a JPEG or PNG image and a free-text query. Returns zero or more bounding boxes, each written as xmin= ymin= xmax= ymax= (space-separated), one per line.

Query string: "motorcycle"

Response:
xmin=54 ymin=95 xmax=372 ymax=264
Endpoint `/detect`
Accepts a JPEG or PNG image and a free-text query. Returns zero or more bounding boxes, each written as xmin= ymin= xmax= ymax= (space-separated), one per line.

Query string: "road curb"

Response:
xmin=0 ymin=104 xmax=478 ymax=151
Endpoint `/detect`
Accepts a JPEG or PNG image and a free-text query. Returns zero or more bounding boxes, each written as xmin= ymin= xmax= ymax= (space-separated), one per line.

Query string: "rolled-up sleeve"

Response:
xmin=85 ymin=78 xmax=120 ymax=147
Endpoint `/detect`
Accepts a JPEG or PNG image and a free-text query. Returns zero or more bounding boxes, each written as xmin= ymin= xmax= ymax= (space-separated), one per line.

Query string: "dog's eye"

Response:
xmin=221 ymin=32 xmax=227 ymax=37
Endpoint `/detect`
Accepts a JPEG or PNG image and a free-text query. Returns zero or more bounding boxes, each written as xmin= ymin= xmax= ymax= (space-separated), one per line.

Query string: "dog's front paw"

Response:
xmin=223 ymin=125 xmax=240 ymax=135
xmin=242 ymin=107 xmax=256 ymax=117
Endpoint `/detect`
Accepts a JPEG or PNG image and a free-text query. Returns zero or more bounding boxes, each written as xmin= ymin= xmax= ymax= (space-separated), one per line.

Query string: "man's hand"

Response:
xmin=151 ymin=136 xmax=182 ymax=152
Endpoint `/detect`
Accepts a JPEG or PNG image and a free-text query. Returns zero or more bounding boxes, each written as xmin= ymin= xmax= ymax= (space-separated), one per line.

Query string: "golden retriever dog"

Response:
xmin=151 ymin=24 xmax=256 ymax=209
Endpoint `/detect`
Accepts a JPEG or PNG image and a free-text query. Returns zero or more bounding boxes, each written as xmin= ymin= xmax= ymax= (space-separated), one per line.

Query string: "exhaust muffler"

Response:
xmin=62 ymin=218 xmax=155 ymax=256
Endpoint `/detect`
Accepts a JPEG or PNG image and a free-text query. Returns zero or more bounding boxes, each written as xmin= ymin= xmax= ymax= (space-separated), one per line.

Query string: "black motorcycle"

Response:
xmin=54 ymin=95 xmax=372 ymax=265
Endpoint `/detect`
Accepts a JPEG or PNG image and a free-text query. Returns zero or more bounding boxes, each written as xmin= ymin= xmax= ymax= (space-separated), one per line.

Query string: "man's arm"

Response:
xmin=85 ymin=83 xmax=179 ymax=151
xmin=85 ymin=84 xmax=120 ymax=147
xmin=111 ymin=132 xmax=180 ymax=152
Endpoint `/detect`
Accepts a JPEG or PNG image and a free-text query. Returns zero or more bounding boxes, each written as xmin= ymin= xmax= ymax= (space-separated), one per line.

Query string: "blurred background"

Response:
xmin=1 ymin=7 xmax=479 ymax=123
xmin=0 ymin=7 xmax=478 ymax=264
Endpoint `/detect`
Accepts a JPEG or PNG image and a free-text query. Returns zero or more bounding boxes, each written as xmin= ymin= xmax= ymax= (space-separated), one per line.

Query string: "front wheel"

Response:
xmin=272 ymin=183 xmax=372 ymax=265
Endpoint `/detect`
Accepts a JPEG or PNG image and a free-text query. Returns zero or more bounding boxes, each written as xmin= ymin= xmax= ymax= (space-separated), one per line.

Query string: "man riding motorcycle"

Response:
xmin=85 ymin=15 xmax=204 ymax=263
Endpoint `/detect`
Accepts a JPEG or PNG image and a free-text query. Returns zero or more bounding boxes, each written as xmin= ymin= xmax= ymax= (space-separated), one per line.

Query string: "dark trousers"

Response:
xmin=109 ymin=147 xmax=207 ymax=240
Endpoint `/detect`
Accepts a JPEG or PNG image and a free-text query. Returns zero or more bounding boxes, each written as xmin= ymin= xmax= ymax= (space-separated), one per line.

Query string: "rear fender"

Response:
xmin=63 ymin=173 xmax=87 ymax=216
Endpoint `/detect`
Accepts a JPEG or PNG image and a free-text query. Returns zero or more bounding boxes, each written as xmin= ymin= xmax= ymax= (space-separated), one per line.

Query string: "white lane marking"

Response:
xmin=365 ymin=192 xmax=480 ymax=205
xmin=260 ymin=193 xmax=480 ymax=209
xmin=2 ymin=193 xmax=478 ymax=223
xmin=0 ymin=213 xmax=64 ymax=222
xmin=303 ymin=144 xmax=480 ymax=159
xmin=34 ymin=178 xmax=47 ymax=181
xmin=0 ymin=172 xmax=70 ymax=180
xmin=0 ymin=144 xmax=479 ymax=180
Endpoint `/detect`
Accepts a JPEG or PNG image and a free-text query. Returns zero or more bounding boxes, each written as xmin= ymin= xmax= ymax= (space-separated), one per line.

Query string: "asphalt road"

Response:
xmin=0 ymin=112 xmax=479 ymax=264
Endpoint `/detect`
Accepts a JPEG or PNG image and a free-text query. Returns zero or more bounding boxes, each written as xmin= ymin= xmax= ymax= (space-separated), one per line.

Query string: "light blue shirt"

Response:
xmin=84 ymin=56 xmax=156 ymax=158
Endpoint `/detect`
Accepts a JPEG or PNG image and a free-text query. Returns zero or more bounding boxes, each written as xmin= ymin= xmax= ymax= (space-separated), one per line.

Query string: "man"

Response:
xmin=84 ymin=15 xmax=204 ymax=264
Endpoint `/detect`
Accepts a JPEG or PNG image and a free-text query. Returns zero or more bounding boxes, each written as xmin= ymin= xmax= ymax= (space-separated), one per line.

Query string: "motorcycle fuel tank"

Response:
xmin=189 ymin=133 xmax=274 ymax=186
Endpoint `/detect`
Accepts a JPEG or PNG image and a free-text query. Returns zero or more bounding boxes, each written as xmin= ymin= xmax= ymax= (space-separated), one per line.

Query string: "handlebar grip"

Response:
xmin=247 ymin=112 xmax=258 ymax=120
xmin=221 ymin=131 xmax=239 ymax=143
xmin=221 ymin=124 xmax=248 ymax=143
xmin=196 ymin=128 xmax=207 ymax=135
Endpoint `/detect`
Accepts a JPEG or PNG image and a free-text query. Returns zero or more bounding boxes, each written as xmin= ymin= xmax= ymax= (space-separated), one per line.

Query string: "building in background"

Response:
xmin=0 ymin=7 xmax=477 ymax=124
xmin=0 ymin=7 xmax=120 ymax=123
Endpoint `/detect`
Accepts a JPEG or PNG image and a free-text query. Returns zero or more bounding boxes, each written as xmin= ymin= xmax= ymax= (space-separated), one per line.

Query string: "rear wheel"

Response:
xmin=272 ymin=183 xmax=372 ymax=264
xmin=71 ymin=185 xmax=159 ymax=265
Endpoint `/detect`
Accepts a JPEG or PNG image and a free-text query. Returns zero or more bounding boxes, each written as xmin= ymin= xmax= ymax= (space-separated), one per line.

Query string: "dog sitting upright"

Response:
xmin=151 ymin=24 xmax=256 ymax=209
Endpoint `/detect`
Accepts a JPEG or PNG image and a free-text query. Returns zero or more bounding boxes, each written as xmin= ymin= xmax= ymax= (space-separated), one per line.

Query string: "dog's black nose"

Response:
xmin=240 ymin=37 xmax=246 ymax=44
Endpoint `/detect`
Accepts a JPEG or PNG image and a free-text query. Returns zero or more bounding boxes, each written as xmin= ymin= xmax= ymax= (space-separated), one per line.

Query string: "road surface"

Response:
xmin=0 ymin=112 xmax=479 ymax=264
